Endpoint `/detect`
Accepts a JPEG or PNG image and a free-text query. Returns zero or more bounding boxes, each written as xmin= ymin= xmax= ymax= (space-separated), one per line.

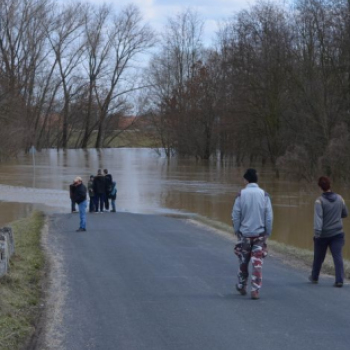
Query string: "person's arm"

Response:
xmin=265 ymin=195 xmax=273 ymax=236
xmin=232 ymin=194 xmax=242 ymax=236
xmin=340 ymin=196 xmax=348 ymax=218
xmin=314 ymin=198 xmax=323 ymax=237
xmin=82 ymin=184 xmax=87 ymax=200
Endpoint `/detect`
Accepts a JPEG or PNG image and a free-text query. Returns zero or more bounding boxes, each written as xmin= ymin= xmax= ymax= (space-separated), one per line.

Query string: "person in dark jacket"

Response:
xmin=87 ymin=175 xmax=95 ymax=213
xmin=103 ymin=169 xmax=113 ymax=210
xmin=109 ymin=181 xmax=117 ymax=212
xmin=69 ymin=181 xmax=77 ymax=213
xmin=310 ymin=176 xmax=348 ymax=287
xmin=93 ymin=169 xmax=107 ymax=212
xmin=72 ymin=176 xmax=88 ymax=232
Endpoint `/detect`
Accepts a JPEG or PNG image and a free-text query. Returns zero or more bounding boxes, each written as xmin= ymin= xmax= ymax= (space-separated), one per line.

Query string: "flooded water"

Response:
xmin=0 ymin=148 xmax=349 ymax=259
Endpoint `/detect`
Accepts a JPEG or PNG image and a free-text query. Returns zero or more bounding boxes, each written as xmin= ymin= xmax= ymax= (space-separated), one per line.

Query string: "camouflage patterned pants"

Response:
xmin=234 ymin=234 xmax=267 ymax=292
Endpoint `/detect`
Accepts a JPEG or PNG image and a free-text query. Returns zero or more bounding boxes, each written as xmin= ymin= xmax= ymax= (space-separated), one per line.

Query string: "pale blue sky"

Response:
xmin=57 ymin=0 xmax=285 ymax=44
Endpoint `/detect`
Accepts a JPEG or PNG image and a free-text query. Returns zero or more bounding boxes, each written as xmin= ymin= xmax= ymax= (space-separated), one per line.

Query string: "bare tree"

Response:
xmin=45 ymin=2 xmax=87 ymax=148
xmin=146 ymin=8 xmax=205 ymax=157
xmin=0 ymin=0 xmax=52 ymax=152
xmin=79 ymin=4 xmax=155 ymax=149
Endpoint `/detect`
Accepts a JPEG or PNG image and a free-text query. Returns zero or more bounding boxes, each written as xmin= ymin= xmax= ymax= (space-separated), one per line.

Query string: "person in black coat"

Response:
xmin=103 ymin=169 xmax=113 ymax=210
xmin=69 ymin=181 xmax=77 ymax=212
xmin=93 ymin=169 xmax=107 ymax=212
xmin=72 ymin=177 xmax=88 ymax=231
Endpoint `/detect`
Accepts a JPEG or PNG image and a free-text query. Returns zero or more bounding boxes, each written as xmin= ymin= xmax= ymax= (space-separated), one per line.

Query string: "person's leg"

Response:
xmin=100 ymin=194 xmax=105 ymax=212
xmin=94 ymin=195 xmax=99 ymax=212
xmin=311 ymin=237 xmax=328 ymax=281
xmin=105 ymin=194 xmax=109 ymax=210
xmin=89 ymin=196 xmax=94 ymax=212
xmin=97 ymin=194 xmax=103 ymax=212
xmin=111 ymin=200 xmax=116 ymax=212
xmin=79 ymin=200 xmax=87 ymax=229
xmin=71 ymin=200 xmax=76 ymax=212
xmin=329 ymin=234 xmax=345 ymax=284
xmin=251 ymin=236 xmax=266 ymax=293
xmin=235 ymin=235 xmax=252 ymax=293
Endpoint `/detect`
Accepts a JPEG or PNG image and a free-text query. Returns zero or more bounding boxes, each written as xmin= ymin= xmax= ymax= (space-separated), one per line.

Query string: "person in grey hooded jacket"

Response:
xmin=310 ymin=176 xmax=348 ymax=287
xmin=232 ymin=168 xmax=273 ymax=300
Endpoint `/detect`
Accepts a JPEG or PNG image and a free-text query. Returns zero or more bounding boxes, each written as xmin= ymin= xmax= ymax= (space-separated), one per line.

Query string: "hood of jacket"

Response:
xmin=322 ymin=192 xmax=337 ymax=203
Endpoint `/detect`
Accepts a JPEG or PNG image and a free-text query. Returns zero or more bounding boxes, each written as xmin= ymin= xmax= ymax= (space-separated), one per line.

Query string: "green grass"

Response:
xmin=0 ymin=211 xmax=45 ymax=350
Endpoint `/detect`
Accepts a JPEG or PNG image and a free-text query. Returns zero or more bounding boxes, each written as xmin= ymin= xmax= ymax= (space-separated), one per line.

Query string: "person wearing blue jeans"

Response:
xmin=310 ymin=176 xmax=348 ymax=287
xmin=72 ymin=176 xmax=88 ymax=232
xmin=78 ymin=199 xmax=88 ymax=231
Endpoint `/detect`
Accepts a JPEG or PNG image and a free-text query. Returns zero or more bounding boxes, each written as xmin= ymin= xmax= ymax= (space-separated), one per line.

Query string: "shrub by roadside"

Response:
xmin=0 ymin=211 xmax=45 ymax=350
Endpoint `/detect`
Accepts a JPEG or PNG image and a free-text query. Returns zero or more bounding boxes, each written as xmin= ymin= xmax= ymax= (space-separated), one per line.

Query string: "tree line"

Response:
xmin=1 ymin=0 xmax=350 ymax=180
xmin=145 ymin=0 xmax=350 ymax=180
xmin=0 ymin=0 xmax=155 ymax=157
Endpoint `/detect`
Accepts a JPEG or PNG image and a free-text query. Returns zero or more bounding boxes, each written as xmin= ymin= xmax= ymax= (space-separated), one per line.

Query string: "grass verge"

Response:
xmin=0 ymin=211 xmax=45 ymax=350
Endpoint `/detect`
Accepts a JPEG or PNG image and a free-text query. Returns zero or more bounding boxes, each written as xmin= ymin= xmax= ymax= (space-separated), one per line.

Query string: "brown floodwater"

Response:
xmin=0 ymin=148 xmax=349 ymax=259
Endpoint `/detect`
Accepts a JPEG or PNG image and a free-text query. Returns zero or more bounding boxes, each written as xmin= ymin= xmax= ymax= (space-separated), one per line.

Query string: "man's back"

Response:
xmin=232 ymin=183 xmax=273 ymax=237
xmin=93 ymin=175 xmax=106 ymax=194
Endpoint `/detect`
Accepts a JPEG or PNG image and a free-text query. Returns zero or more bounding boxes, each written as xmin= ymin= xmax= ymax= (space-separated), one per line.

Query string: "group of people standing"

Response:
xmin=232 ymin=168 xmax=348 ymax=300
xmin=87 ymin=169 xmax=117 ymax=213
xmin=69 ymin=169 xmax=117 ymax=232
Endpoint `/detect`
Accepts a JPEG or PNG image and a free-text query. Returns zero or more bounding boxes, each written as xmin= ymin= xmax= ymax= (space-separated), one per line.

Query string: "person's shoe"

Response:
xmin=72 ymin=210 xmax=78 ymax=213
xmin=76 ymin=228 xmax=86 ymax=232
xmin=308 ymin=275 xmax=318 ymax=284
xmin=235 ymin=284 xmax=247 ymax=296
xmin=110 ymin=210 xmax=116 ymax=212
xmin=251 ymin=290 xmax=260 ymax=300
xmin=334 ymin=282 xmax=343 ymax=288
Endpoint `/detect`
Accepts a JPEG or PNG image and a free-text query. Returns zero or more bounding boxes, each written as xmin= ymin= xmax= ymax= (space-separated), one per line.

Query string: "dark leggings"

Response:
xmin=94 ymin=193 xmax=105 ymax=212
xmin=311 ymin=233 xmax=344 ymax=283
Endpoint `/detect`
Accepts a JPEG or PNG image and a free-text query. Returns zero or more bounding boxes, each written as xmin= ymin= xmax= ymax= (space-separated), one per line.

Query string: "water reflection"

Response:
xmin=0 ymin=148 xmax=349 ymax=259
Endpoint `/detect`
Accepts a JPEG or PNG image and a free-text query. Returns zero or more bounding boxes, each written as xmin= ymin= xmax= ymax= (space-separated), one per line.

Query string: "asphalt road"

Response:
xmin=41 ymin=212 xmax=350 ymax=350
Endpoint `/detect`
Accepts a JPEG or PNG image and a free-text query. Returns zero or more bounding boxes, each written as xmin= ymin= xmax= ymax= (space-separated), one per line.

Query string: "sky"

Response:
xmin=58 ymin=0 xmax=285 ymax=45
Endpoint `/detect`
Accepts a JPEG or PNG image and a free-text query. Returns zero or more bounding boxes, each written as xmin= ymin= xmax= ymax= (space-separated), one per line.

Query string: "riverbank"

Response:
xmin=0 ymin=212 xmax=45 ymax=350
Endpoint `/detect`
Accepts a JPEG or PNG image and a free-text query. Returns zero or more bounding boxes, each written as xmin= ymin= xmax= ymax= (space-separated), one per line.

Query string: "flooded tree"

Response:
xmin=45 ymin=3 xmax=87 ymax=149
xmin=0 ymin=0 xmax=155 ymax=153
xmin=78 ymin=4 xmax=155 ymax=149
xmin=0 ymin=0 xmax=51 ymax=153
xmin=146 ymin=9 xmax=207 ymax=158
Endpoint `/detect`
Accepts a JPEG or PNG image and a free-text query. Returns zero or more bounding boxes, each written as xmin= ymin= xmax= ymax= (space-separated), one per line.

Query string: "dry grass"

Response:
xmin=0 ymin=212 xmax=45 ymax=350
